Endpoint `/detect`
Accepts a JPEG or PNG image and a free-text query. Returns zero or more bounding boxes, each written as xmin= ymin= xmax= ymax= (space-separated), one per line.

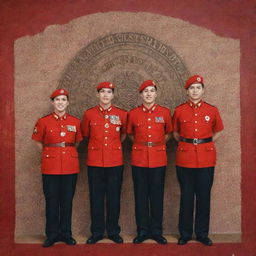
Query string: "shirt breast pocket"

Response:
xmin=180 ymin=119 xmax=193 ymax=129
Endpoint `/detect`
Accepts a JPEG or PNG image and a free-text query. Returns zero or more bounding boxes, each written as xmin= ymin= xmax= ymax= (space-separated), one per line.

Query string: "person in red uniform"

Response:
xmin=81 ymin=82 xmax=127 ymax=244
xmin=173 ymin=75 xmax=224 ymax=246
xmin=127 ymin=80 xmax=172 ymax=244
xmin=32 ymin=89 xmax=82 ymax=247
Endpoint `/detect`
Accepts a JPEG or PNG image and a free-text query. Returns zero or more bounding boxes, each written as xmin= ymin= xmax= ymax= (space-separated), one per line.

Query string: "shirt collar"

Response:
xmin=52 ymin=112 xmax=67 ymax=120
xmin=142 ymin=104 xmax=157 ymax=113
xmin=187 ymin=100 xmax=203 ymax=109
xmin=98 ymin=104 xmax=113 ymax=113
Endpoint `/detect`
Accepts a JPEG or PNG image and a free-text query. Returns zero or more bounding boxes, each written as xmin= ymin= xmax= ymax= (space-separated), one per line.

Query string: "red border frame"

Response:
xmin=1 ymin=0 xmax=255 ymax=255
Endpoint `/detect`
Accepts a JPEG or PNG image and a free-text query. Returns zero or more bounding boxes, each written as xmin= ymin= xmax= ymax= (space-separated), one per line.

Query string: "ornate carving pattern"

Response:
xmin=59 ymin=32 xmax=190 ymax=117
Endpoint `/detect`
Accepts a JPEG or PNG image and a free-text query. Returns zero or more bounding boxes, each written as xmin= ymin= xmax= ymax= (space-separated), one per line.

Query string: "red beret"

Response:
xmin=50 ymin=88 xmax=69 ymax=99
xmin=97 ymin=81 xmax=115 ymax=91
xmin=184 ymin=75 xmax=204 ymax=89
xmin=139 ymin=80 xmax=157 ymax=92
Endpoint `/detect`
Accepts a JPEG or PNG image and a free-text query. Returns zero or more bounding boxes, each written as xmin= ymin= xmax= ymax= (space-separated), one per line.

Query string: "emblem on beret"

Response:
xmin=60 ymin=89 xmax=64 ymax=93
xmin=197 ymin=77 xmax=201 ymax=82
xmin=109 ymin=83 xmax=113 ymax=87
xmin=205 ymin=115 xmax=210 ymax=121
xmin=33 ymin=126 xmax=37 ymax=134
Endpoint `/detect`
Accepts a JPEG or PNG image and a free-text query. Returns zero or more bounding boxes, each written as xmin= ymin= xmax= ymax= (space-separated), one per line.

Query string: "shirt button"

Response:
xmin=105 ymin=144 xmax=107 ymax=146
xmin=148 ymin=135 xmax=152 ymax=137
xmin=62 ymin=151 xmax=65 ymax=154
xmin=105 ymin=137 xmax=108 ymax=139
xmin=148 ymin=126 xmax=151 ymax=129
xmin=195 ymin=113 xmax=198 ymax=116
xmin=195 ymin=129 xmax=198 ymax=131
xmin=61 ymin=125 xmax=64 ymax=128
xmin=148 ymin=118 xmax=151 ymax=121
xmin=105 ymin=130 xmax=108 ymax=133
xmin=195 ymin=121 xmax=198 ymax=123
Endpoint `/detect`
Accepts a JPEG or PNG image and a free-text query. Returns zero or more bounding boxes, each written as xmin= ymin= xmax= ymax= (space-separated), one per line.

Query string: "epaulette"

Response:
xmin=204 ymin=102 xmax=217 ymax=108
xmin=175 ymin=102 xmax=187 ymax=109
xmin=41 ymin=113 xmax=52 ymax=119
xmin=158 ymin=105 xmax=171 ymax=111
xmin=128 ymin=106 xmax=141 ymax=112
xmin=85 ymin=106 xmax=95 ymax=111
xmin=113 ymin=105 xmax=128 ymax=112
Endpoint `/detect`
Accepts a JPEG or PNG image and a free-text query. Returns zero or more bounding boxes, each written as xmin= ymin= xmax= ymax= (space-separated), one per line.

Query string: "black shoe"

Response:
xmin=86 ymin=236 xmax=104 ymax=244
xmin=177 ymin=237 xmax=191 ymax=245
xmin=151 ymin=235 xmax=167 ymax=244
xmin=133 ymin=235 xmax=150 ymax=244
xmin=196 ymin=237 xmax=213 ymax=246
xmin=108 ymin=234 xmax=123 ymax=243
xmin=42 ymin=239 xmax=56 ymax=247
xmin=60 ymin=237 xmax=76 ymax=245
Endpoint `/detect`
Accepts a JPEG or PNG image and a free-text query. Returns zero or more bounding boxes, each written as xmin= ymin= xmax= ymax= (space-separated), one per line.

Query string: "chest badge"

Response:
xmin=60 ymin=132 xmax=66 ymax=137
xmin=67 ymin=125 xmax=77 ymax=132
xmin=205 ymin=115 xmax=210 ymax=122
xmin=155 ymin=116 xmax=164 ymax=123
xmin=110 ymin=115 xmax=121 ymax=125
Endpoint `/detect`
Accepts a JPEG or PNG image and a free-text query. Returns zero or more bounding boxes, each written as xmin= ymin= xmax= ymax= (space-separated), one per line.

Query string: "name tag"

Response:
xmin=67 ymin=125 xmax=76 ymax=132
xmin=155 ymin=116 xmax=164 ymax=123
xmin=110 ymin=115 xmax=121 ymax=125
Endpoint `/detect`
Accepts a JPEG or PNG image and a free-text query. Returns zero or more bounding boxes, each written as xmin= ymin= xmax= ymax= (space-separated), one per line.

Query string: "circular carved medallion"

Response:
xmin=58 ymin=32 xmax=190 ymax=117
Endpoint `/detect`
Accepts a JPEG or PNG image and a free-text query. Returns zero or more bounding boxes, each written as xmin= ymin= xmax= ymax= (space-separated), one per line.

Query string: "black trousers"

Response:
xmin=176 ymin=166 xmax=214 ymax=239
xmin=42 ymin=174 xmax=77 ymax=240
xmin=87 ymin=165 xmax=123 ymax=237
xmin=132 ymin=166 xmax=166 ymax=236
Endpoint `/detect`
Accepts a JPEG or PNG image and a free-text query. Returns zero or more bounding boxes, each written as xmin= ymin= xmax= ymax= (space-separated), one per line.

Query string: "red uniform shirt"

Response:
xmin=32 ymin=113 xmax=82 ymax=174
xmin=81 ymin=105 xmax=127 ymax=167
xmin=173 ymin=101 xmax=224 ymax=168
xmin=127 ymin=104 xmax=173 ymax=168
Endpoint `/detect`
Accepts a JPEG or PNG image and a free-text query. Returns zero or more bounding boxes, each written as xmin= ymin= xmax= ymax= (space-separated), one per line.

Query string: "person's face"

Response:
xmin=140 ymin=86 xmax=157 ymax=105
xmin=97 ymin=88 xmax=114 ymax=105
xmin=52 ymin=95 xmax=69 ymax=113
xmin=187 ymin=83 xmax=204 ymax=102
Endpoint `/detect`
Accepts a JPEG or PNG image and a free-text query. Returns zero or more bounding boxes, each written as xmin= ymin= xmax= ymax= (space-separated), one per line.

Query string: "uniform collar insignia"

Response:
xmin=98 ymin=104 xmax=112 ymax=113
xmin=142 ymin=104 xmax=157 ymax=112
xmin=53 ymin=113 xmax=67 ymax=120
xmin=188 ymin=100 xmax=203 ymax=108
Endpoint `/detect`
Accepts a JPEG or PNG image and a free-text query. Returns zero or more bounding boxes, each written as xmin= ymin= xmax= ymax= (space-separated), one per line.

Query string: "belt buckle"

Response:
xmin=61 ymin=142 xmax=65 ymax=147
xmin=147 ymin=142 xmax=153 ymax=147
xmin=193 ymin=138 xmax=198 ymax=145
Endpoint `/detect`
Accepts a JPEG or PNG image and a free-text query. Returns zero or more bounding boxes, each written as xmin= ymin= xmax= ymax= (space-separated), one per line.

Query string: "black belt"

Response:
xmin=44 ymin=142 xmax=75 ymax=147
xmin=179 ymin=137 xmax=212 ymax=145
